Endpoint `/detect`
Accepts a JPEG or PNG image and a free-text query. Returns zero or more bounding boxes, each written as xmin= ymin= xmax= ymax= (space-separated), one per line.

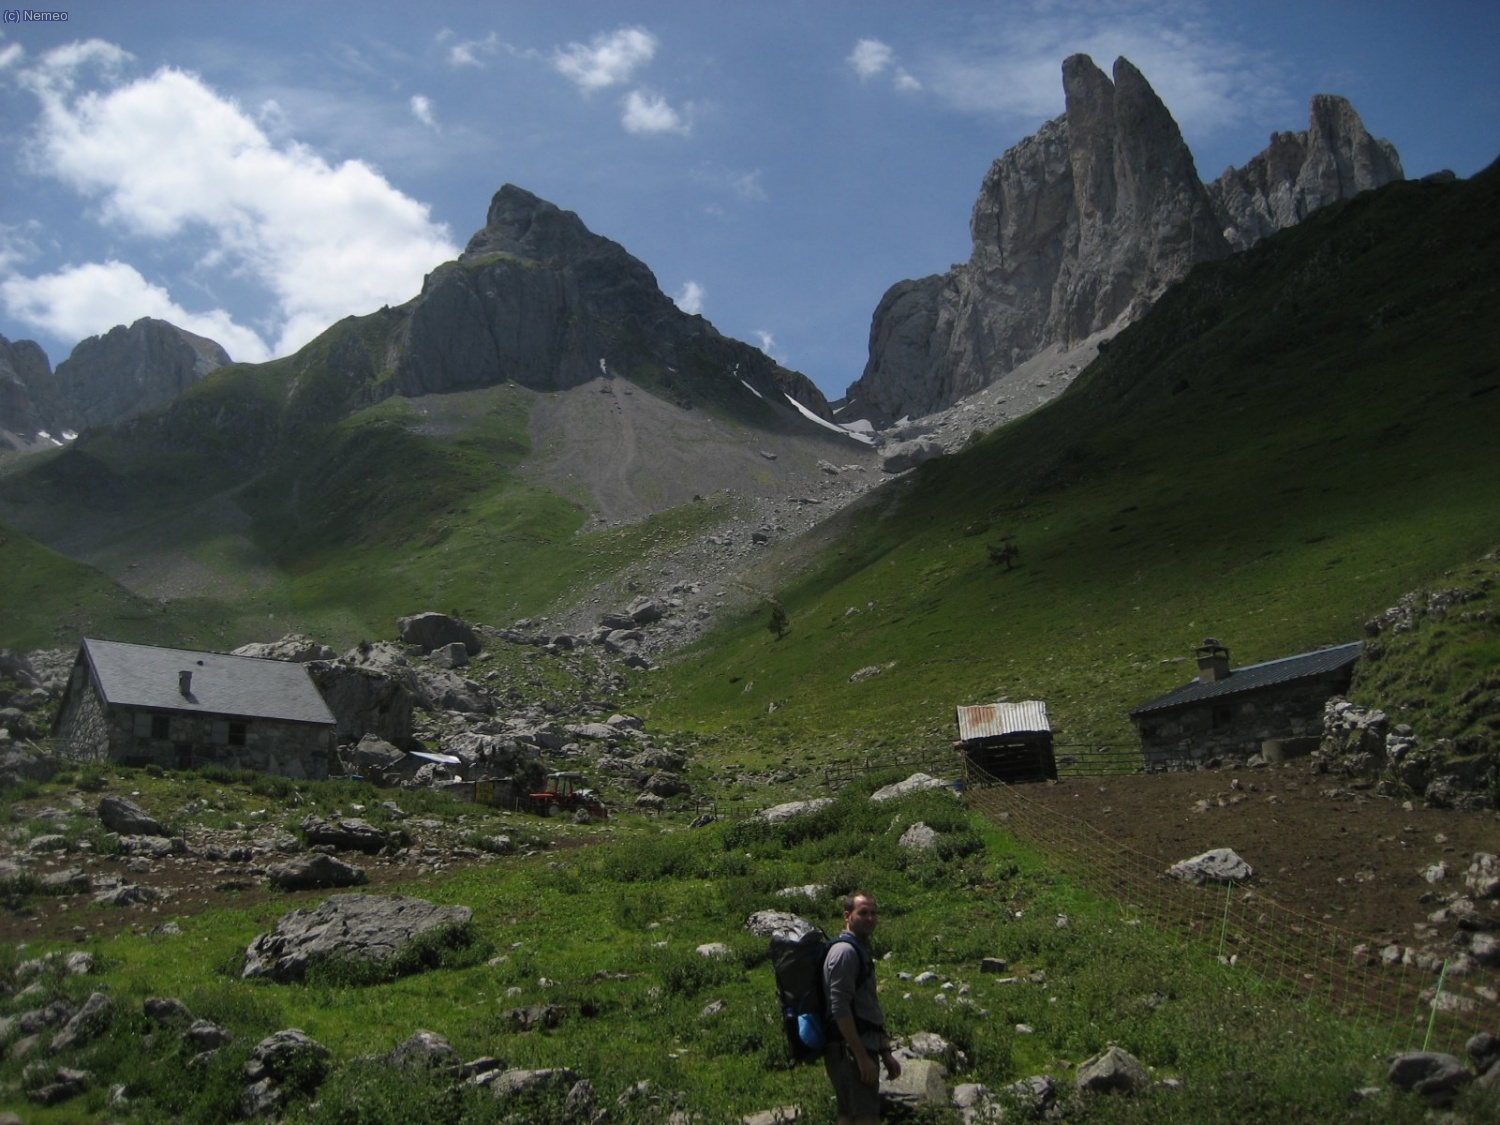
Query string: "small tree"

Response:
xmin=987 ymin=536 xmax=1020 ymax=571
xmin=768 ymin=599 xmax=789 ymax=640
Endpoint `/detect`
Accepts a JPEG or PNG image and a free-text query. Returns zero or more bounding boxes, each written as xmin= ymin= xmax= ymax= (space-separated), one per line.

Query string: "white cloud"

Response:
xmin=410 ymin=93 xmax=437 ymax=129
xmin=8 ymin=42 xmax=459 ymax=358
xmin=894 ymin=68 xmax=922 ymax=93
xmin=554 ymin=27 xmax=656 ymax=92
xmin=0 ymin=260 xmax=272 ymax=363
xmin=442 ymin=30 xmax=502 ymax=69
xmin=621 ymin=89 xmax=688 ymax=136
xmin=673 ymin=280 xmax=704 ymax=315
xmin=752 ymin=329 xmax=783 ymax=362
xmin=0 ymin=41 xmax=25 ymax=72
xmin=691 ymin=164 xmax=768 ymax=204
xmin=848 ymin=39 xmax=894 ymax=80
xmin=921 ymin=5 xmax=1287 ymax=138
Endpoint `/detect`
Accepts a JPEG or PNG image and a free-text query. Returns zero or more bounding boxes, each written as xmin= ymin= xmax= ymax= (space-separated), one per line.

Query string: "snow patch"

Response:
xmin=783 ymin=393 xmax=875 ymax=445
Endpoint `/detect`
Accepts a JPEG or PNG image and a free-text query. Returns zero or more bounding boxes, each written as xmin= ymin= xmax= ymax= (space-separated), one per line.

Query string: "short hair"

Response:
xmin=842 ymin=891 xmax=875 ymax=913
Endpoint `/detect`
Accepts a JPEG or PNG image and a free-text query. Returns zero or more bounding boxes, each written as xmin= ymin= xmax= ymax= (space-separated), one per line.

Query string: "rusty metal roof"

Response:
xmin=956 ymin=701 xmax=1051 ymax=741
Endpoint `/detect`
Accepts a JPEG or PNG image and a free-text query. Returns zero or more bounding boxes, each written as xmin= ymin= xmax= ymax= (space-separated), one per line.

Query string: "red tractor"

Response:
xmin=527 ymin=771 xmax=608 ymax=820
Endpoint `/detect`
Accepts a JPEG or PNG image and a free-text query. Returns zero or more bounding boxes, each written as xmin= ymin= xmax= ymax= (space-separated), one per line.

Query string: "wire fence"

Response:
xmin=964 ymin=763 xmax=1498 ymax=1057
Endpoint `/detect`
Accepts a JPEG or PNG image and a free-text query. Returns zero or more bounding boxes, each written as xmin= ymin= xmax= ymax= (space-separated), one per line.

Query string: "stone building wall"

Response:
xmin=54 ymin=668 xmax=111 ymax=761
xmin=1136 ymin=674 xmax=1349 ymax=768
xmin=104 ymin=706 xmax=333 ymax=779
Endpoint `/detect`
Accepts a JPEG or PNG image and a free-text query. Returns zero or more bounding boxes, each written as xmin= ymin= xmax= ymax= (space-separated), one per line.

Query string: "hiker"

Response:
xmin=823 ymin=892 xmax=900 ymax=1124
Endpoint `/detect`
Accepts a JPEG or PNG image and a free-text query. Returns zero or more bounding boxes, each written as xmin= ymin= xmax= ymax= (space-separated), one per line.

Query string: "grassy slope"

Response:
xmin=0 ymin=768 xmax=1456 ymax=1123
xmin=0 ymin=306 xmax=785 ymax=651
xmin=639 ymin=168 xmax=1500 ymax=763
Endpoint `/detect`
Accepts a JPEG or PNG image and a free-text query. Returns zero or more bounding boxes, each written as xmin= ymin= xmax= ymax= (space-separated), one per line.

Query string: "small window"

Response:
xmin=228 ymin=721 xmax=247 ymax=747
xmin=151 ymin=714 xmax=171 ymax=740
xmin=1211 ymin=704 xmax=1233 ymax=729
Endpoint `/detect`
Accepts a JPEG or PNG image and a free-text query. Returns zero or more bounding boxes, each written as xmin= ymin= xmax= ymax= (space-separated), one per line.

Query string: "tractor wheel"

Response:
xmin=548 ymin=802 xmax=562 ymax=819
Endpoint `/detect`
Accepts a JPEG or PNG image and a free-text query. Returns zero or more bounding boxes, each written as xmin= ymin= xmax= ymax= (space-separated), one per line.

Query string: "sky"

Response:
xmin=1 ymin=1 xmax=1496 ymax=403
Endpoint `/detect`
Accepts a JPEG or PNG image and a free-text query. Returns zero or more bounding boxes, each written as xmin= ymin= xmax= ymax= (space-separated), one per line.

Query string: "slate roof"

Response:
xmin=1129 ymin=641 xmax=1362 ymax=718
xmin=79 ymin=638 xmax=335 ymax=726
xmin=956 ymin=701 xmax=1051 ymax=741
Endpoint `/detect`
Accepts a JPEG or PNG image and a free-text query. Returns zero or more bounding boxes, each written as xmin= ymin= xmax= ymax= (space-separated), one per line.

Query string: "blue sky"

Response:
xmin=1 ymin=1 xmax=1496 ymax=402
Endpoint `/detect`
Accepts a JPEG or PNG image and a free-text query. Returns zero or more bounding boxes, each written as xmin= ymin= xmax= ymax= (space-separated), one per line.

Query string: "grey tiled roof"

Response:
xmin=1129 ymin=641 xmax=1362 ymax=718
xmin=81 ymin=638 xmax=335 ymax=726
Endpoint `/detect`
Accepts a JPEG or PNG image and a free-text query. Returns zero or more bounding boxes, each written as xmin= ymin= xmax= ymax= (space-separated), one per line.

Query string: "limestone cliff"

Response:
xmin=49 ymin=318 xmax=230 ymax=434
xmin=0 ymin=334 xmax=56 ymax=445
xmin=394 ymin=185 xmax=832 ymax=419
xmin=1207 ymin=95 xmax=1404 ymax=251
xmin=846 ymin=56 xmax=1401 ymax=427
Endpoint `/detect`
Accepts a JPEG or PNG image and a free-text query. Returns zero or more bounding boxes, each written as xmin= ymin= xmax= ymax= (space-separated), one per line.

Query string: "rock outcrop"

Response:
xmin=50 ymin=317 xmax=230 ymax=433
xmin=845 ymin=56 xmax=1401 ymax=426
xmin=1208 ymin=95 xmax=1404 ymax=251
xmin=0 ymin=333 xmax=57 ymax=444
xmin=393 ymin=184 xmax=833 ymax=420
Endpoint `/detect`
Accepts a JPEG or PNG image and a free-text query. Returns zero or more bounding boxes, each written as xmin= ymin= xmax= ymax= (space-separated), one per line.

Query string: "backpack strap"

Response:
xmin=825 ymin=933 xmax=872 ymax=987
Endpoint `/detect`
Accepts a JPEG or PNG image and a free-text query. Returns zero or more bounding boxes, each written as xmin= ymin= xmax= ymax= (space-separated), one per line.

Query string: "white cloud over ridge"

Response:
xmin=673 ymin=280 xmax=704 ymax=315
xmin=554 ymin=27 xmax=657 ymax=91
xmin=5 ymin=41 xmax=459 ymax=360
xmin=0 ymin=260 xmax=272 ymax=363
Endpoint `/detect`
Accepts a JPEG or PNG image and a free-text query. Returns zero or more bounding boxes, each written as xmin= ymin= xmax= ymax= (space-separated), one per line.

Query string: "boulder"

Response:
xmin=300 ymin=814 xmax=404 ymax=854
xmin=755 ymin=799 xmax=833 ymax=823
xmin=870 ymin=773 xmax=954 ymax=802
xmin=744 ymin=911 xmax=817 ymax=942
xmin=232 ymin=635 xmax=336 ymax=663
xmin=265 ymin=853 xmax=368 ymax=891
xmin=898 ymin=823 xmax=941 ymax=852
xmin=1076 ymin=1046 xmax=1149 ymax=1094
xmin=882 ymin=1056 xmax=948 ymax=1110
xmin=1387 ymin=1051 xmax=1473 ymax=1106
xmin=241 ymin=894 xmax=473 ymax=982
xmin=397 ymin=612 xmax=481 ymax=656
xmin=1167 ymin=848 xmax=1254 ymax=885
xmin=97 ymin=795 xmax=168 ymax=837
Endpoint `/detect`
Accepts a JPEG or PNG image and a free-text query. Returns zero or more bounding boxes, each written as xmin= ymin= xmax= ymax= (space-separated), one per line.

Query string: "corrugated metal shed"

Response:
xmin=956 ymin=701 xmax=1051 ymax=741
xmin=81 ymin=638 xmax=334 ymax=726
xmin=1130 ymin=641 xmax=1362 ymax=718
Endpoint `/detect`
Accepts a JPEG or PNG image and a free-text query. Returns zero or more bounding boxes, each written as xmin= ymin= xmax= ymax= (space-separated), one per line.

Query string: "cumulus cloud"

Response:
xmin=410 ymin=93 xmax=437 ymax=129
xmin=554 ymin=26 xmax=656 ymax=91
xmin=621 ymin=89 xmax=688 ymax=135
xmin=5 ymin=41 xmax=459 ymax=359
xmin=0 ymin=260 xmax=272 ymax=363
xmin=848 ymin=39 xmax=894 ymax=80
xmin=847 ymin=37 xmax=922 ymax=94
xmin=0 ymin=41 xmax=25 ymax=71
xmin=673 ymin=280 xmax=704 ymax=315
xmin=752 ymin=330 xmax=782 ymax=362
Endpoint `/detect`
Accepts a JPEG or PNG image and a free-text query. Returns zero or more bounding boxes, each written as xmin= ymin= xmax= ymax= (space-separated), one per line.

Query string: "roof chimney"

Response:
xmin=1195 ymin=639 xmax=1230 ymax=684
xmin=178 ymin=670 xmax=193 ymax=697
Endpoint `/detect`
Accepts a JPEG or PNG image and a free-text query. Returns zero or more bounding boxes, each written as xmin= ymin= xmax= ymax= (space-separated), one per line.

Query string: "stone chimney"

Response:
xmin=1195 ymin=639 xmax=1230 ymax=684
xmin=178 ymin=670 xmax=193 ymax=697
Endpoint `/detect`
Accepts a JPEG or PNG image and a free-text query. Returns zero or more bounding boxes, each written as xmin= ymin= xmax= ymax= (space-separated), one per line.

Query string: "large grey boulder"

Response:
xmin=756 ymin=798 xmax=833 ymax=823
xmin=265 ymin=853 xmax=368 ymax=891
xmin=882 ymin=1057 xmax=948 ymax=1110
xmin=241 ymin=894 xmax=473 ymax=982
xmin=397 ymin=612 xmax=482 ymax=656
xmin=1167 ymin=848 xmax=1254 ymax=885
xmin=306 ymin=660 xmax=415 ymax=746
xmin=96 ymin=796 xmax=168 ymax=838
xmin=1076 ymin=1046 xmax=1149 ymax=1094
xmin=871 ymin=773 xmax=954 ymax=802
xmin=300 ymin=814 xmax=404 ymax=854
xmin=744 ymin=911 xmax=817 ymax=942
xmin=232 ymin=635 xmax=336 ymax=663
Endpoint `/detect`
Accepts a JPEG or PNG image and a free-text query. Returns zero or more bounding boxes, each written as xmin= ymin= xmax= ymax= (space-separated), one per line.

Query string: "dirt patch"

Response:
xmin=1003 ymin=758 xmax=1499 ymax=946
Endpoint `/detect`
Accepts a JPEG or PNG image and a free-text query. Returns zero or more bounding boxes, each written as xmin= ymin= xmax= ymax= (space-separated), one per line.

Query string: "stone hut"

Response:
xmin=1129 ymin=638 xmax=1361 ymax=767
xmin=52 ymin=638 xmax=336 ymax=778
xmin=955 ymin=700 xmax=1058 ymax=783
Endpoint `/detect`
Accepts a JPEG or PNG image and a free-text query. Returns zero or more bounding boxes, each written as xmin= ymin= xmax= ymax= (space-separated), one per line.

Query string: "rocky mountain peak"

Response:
xmin=844 ymin=57 xmax=1405 ymax=429
xmin=1208 ymin=95 xmax=1403 ymax=251
xmin=844 ymin=54 xmax=1230 ymax=427
xmin=463 ymin=184 xmax=616 ymax=268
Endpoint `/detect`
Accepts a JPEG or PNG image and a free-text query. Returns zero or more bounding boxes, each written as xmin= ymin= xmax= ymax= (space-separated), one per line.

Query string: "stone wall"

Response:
xmin=105 ymin=706 xmax=332 ymax=779
xmin=1136 ymin=674 xmax=1351 ymax=768
xmin=53 ymin=668 xmax=111 ymax=761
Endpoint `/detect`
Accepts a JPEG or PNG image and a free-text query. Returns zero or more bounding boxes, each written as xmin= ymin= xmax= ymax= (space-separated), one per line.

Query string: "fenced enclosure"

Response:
xmin=964 ymin=762 xmax=1497 ymax=1056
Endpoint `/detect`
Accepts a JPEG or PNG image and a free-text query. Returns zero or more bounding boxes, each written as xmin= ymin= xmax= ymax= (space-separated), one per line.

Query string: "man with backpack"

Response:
xmin=823 ymin=892 xmax=900 ymax=1124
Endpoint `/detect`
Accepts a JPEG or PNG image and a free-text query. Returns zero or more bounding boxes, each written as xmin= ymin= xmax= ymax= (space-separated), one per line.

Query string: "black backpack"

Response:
xmin=770 ymin=928 xmax=870 ymax=1063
